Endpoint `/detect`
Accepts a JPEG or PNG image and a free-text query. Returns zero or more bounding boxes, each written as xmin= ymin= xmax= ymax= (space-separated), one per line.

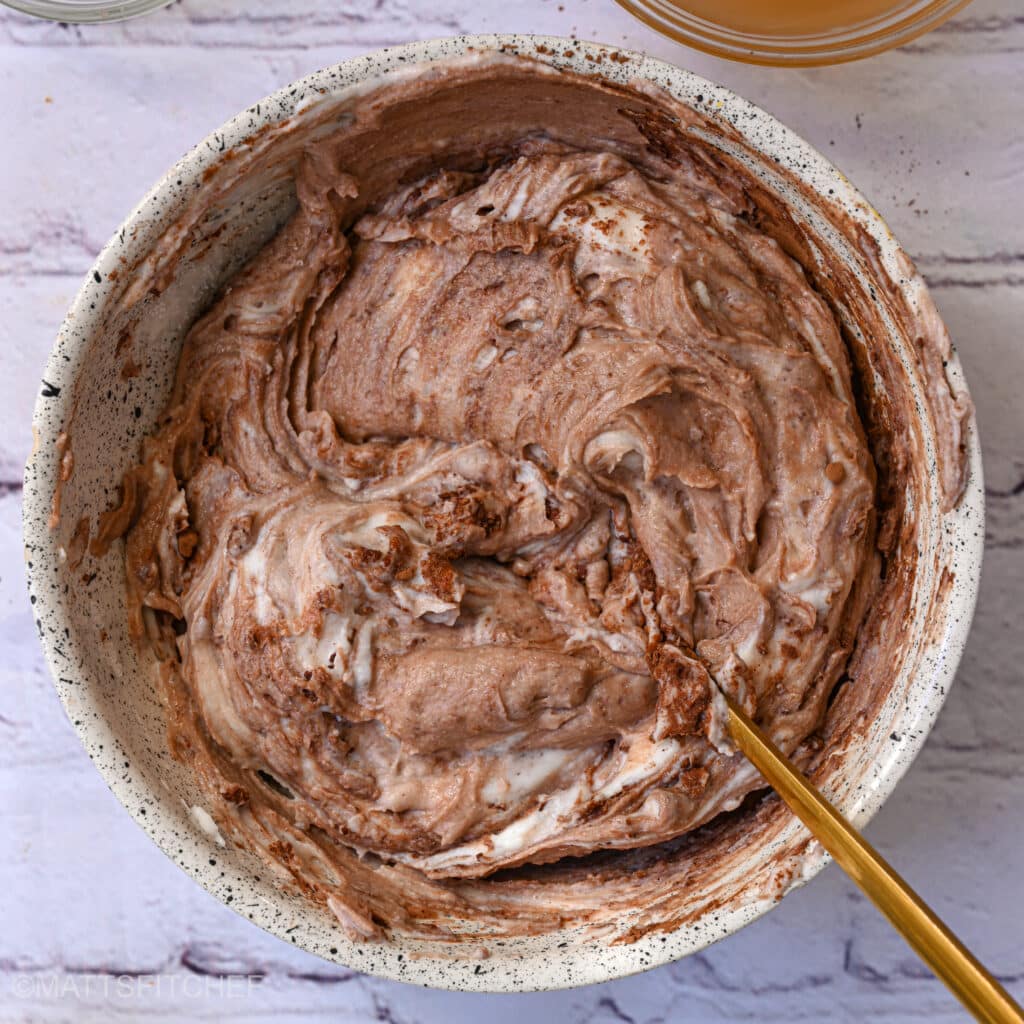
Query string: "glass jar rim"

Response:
xmin=615 ymin=0 xmax=974 ymax=66
xmin=0 ymin=0 xmax=174 ymax=23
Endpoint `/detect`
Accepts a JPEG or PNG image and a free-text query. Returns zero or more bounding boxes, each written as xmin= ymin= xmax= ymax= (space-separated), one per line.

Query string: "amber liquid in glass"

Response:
xmin=671 ymin=0 xmax=916 ymax=35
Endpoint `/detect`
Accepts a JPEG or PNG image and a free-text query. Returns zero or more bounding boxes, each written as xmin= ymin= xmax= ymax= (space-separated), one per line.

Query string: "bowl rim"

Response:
xmin=0 ymin=0 xmax=175 ymax=24
xmin=614 ymin=0 xmax=975 ymax=67
xmin=22 ymin=33 xmax=985 ymax=992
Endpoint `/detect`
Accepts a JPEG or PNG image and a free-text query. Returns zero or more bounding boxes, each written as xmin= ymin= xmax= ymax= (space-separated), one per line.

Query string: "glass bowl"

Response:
xmin=1 ymin=0 xmax=173 ymax=22
xmin=615 ymin=0 xmax=975 ymax=65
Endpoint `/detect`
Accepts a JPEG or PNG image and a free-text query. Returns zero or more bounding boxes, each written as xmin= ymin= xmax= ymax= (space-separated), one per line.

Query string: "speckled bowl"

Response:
xmin=23 ymin=35 xmax=983 ymax=992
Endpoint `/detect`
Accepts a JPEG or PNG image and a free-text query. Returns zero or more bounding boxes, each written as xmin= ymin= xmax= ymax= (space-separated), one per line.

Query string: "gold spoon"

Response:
xmin=721 ymin=691 xmax=1023 ymax=1024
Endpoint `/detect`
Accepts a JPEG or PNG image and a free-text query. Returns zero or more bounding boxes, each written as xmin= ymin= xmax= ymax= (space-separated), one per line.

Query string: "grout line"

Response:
xmin=930 ymin=14 xmax=1024 ymax=34
xmin=0 ymin=28 xmax=1018 ymax=54
xmin=922 ymin=276 xmax=1024 ymax=289
xmin=920 ymin=251 xmax=1024 ymax=265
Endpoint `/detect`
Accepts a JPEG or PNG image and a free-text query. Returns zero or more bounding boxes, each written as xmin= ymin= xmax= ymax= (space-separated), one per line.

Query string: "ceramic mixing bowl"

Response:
xmin=23 ymin=35 xmax=983 ymax=991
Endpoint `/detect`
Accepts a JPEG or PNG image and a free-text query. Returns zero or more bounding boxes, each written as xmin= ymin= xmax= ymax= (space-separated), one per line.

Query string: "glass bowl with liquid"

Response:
xmin=615 ymin=0 xmax=974 ymax=65
xmin=0 ymin=0 xmax=173 ymax=21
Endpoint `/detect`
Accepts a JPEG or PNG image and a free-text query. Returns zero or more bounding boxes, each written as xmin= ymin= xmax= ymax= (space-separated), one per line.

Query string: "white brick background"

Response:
xmin=1 ymin=1 xmax=1022 ymax=1020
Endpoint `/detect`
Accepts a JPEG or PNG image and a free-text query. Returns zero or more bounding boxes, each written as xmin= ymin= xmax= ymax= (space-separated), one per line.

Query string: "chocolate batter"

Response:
xmin=98 ymin=55 xmax=967 ymax=942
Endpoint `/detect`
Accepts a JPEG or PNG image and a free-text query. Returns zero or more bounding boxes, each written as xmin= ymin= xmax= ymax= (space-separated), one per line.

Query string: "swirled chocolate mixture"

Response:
xmin=100 ymin=56 xmax=961 ymax=942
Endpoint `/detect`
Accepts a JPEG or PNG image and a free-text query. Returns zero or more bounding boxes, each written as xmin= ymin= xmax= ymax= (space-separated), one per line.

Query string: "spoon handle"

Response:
xmin=723 ymin=693 xmax=1023 ymax=1024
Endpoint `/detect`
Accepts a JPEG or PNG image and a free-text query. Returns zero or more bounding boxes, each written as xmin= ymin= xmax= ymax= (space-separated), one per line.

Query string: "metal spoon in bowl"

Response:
xmin=720 ymin=691 xmax=1023 ymax=1024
